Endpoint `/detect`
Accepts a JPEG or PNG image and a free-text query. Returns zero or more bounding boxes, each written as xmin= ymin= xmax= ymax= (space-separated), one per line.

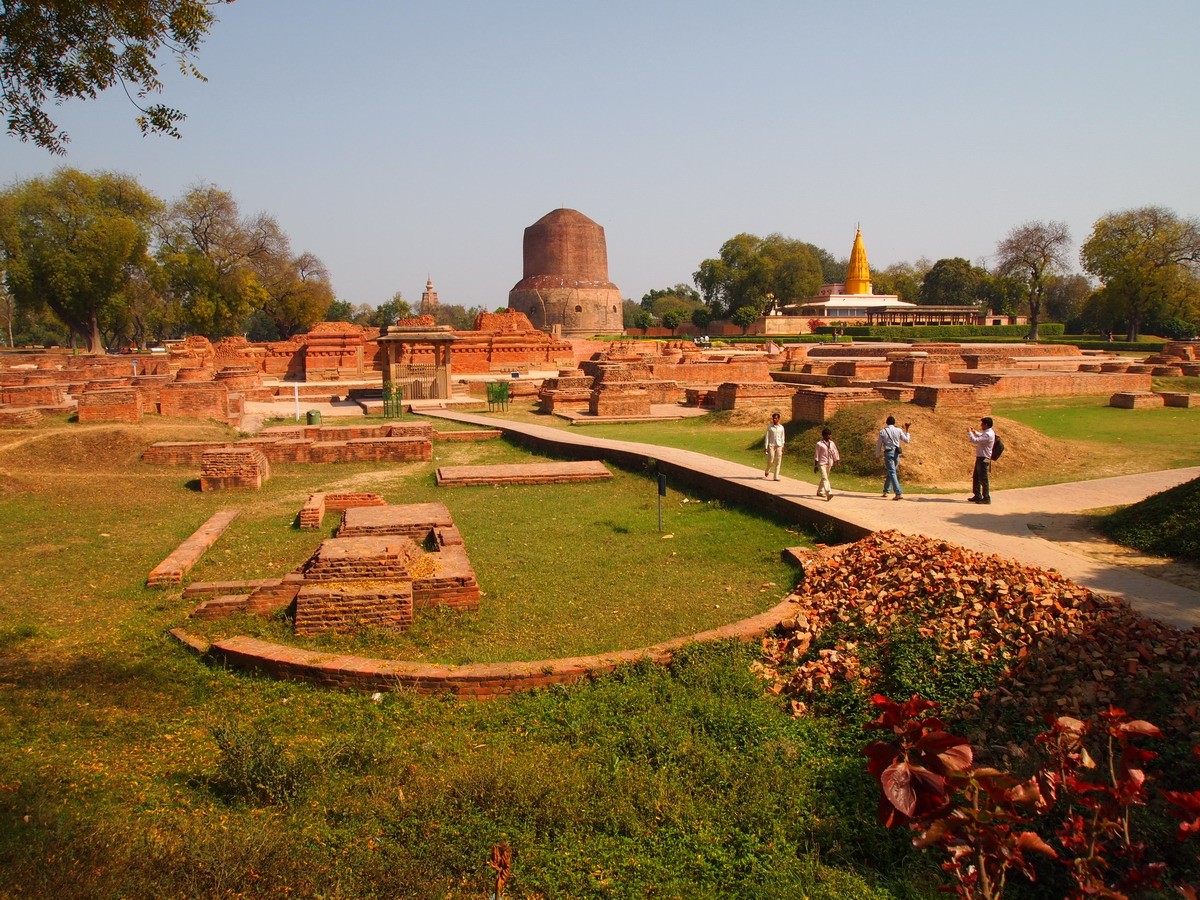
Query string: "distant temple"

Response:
xmin=793 ymin=228 xmax=982 ymax=328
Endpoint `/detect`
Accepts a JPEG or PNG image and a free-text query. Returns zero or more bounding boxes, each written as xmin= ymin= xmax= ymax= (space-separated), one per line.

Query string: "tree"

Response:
xmin=1044 ymin=274 xmax=1092 ymax=329
xmin=257 ymin=250 xmax=335 ymax=337
xmin=156 ymin=184 xmax=281 ymax=337
xmin=661 ymin=309 xmax=684 ymax=335
xmin=640 ymin=283 xmax=705 ymax=323
xmin=0 ymin=167 xmax=161 ymax=352
xmin=694 ymin=233 xmax=825 ymax=318
xmin=690 ymin=307 xmax=712 ymax=331
xmin=371 ymin=292 xmax=412 ymax=328
xmin=730 ymin=305 xmax=759 ymax=334
xmin=1081 ymin=206 xmax=1200 ymax=341
xmin=0 ymin=271 xmax=12 ymax=347
xmin=621 ymin=298 xmax=641 ymax=329
xmin=325 ymin=299 xmax=355 ymax=322
xmin=1 ymin=0 xmax=232 ymax=154
xmin=873 ymin=259 xmax=931 ymax=304
xmin=993 ymin=220 xmax=1072 ymax=340
xmin=917 ymin=258 xmax=991 ymax=308
xmin=633 ymin=310 xmax=654 ymax=330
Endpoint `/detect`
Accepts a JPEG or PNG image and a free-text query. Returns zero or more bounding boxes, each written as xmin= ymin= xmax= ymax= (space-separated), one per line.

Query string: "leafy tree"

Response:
xmin=690 ymin=307 xmax=712 ymax=331
xmin=730 ymin=305 xmax=759 ymax=334
xmin=633 ymin=310 xmax=654 ymax=330
xmin=257 ymin=250 xmax=334 ymax=337
xmin=641 ymin=283 xmax=700 ymax=309
xmin=325 ymin=299 xmax=355 ymax=322
xmin=371 ymin=293 xmax=412 ymax=328
xmin=873 ymin=259 xmax=931 ymax=304
xmin=993 ymin=220 xmax=1072 ymax=340
xmin=621 ymin=298 xmax=641 ymax=329
xmin=0 ymin=167 xmax=161 ymax=352
xmin=1044 ymin=274 xmax=1093 ymax=328
xmin=661 ymin=309 xmax=684 ymax=335
xmin=1081 ymin=206 xmax=1200 ymax=341
xmin=0 ymin=0 xmax=232 ymax=154
xmin=156 ymin=184 xmax=281 ymax=337
xmin=432 ymin=304 xmax=485 ymax=331
xmin=694 ymin=233 xmax=825 ymax=318
xmin=917 ymin=258 xmax=991 ymax=308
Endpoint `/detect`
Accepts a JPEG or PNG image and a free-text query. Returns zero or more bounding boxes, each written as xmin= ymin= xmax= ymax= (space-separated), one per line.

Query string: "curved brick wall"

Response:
xmin=170 ymin=596 xmax=798 ymax=698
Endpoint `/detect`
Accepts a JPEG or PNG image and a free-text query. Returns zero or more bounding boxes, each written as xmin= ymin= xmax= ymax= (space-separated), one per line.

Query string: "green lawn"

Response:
xmin=0 ymin=418 xmax=941 ymax=898
xmin=992 ymin=395 xmax=1200 ymax=470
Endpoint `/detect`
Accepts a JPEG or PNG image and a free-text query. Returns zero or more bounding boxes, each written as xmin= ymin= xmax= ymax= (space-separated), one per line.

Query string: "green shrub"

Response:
xmin=1096 ymin=475 xmax=1200 ymax=565
xmin=209 ymin=721 xmax=313 ymax=805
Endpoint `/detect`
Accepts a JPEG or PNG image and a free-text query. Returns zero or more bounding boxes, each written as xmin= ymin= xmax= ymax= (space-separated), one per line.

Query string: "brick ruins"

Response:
xmin=2 ymin=333 xmax=1196 ymax=428
xmin=183 ymin=501 xmax=480 ymax=637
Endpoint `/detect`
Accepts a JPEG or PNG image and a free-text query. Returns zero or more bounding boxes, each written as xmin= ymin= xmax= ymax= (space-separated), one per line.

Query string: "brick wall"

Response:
xmin=77 ymin=388 xmax=142 ymax=423
xmin=160 ymin=382 xmax=234 ymax=424
xmin=147 ymin=509 xmax=241 ymax=586
xmin=200 ymin=448 xmax=270 ymax=491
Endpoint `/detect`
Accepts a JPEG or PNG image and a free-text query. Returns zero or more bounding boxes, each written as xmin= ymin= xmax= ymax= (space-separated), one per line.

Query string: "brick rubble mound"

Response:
xmin=762 ymin=531 xmax=1200 ymax=742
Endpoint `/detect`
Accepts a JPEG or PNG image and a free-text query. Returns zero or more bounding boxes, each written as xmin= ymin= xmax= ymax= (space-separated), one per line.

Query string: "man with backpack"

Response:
xmin=967 ymin=416 xmax=1002 ymax=504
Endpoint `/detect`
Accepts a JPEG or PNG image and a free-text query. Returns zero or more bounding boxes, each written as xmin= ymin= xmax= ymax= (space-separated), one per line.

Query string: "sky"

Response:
xmin=4 ymin=0 xmax=1199 ymax=311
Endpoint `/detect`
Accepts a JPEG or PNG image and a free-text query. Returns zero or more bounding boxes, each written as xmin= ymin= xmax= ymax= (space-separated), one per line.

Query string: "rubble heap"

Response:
xmin=762 ymin=531 xmax=1200 ymax=742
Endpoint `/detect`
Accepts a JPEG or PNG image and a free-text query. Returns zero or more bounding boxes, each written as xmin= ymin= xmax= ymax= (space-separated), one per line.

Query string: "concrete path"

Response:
xmin=419 ymin=408 xmax=1200 ymax=630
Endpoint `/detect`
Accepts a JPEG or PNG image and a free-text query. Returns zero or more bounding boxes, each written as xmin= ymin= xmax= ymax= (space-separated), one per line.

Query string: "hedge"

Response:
xmin=815 ymin=323 xmax=1065 ymax=339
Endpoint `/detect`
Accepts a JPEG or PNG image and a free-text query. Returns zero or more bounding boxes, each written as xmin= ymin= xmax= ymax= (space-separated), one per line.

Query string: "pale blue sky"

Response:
xmin=4 ymin=0 xmax=1198 ymax=310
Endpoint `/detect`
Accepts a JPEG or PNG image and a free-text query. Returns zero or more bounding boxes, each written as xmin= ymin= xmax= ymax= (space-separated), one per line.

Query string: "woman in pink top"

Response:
xmin=814 ymin=427 xmax=840 ymax=500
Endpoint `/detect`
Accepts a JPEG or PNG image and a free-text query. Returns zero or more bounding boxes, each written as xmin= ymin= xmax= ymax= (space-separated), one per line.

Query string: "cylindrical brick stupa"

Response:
xmin=508 ymin=208 xmax=623 ymax=336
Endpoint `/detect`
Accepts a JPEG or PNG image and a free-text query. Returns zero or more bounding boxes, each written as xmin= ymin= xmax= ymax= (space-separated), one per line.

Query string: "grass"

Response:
xmin=992 ymin=395 xmax=1200 ymax=471
xmin=1 ymin=396 xmax=1197 ymax=897
xmin=1096 ymin=474 xmax=1200 ymax=565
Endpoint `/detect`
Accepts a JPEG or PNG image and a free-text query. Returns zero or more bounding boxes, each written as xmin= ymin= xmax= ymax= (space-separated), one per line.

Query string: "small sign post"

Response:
xmin=657 ymin=472 xmax=667 ymax=532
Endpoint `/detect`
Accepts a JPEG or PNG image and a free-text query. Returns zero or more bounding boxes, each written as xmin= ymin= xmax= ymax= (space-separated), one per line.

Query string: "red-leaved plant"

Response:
xmin=865 ymin=695 xmax=1198 ymax=899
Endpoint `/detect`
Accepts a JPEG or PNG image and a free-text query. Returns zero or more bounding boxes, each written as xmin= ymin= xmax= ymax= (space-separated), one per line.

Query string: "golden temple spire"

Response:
xmin=844 ymin=227 xmax=872 ymax=295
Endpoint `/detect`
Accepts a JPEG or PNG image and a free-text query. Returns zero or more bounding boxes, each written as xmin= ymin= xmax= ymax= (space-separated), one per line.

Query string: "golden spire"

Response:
xmin=844 ymin=227 xmax=872 ymax=295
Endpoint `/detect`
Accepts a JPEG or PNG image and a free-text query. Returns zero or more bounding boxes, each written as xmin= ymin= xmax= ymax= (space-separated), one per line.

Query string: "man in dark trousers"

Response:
xmin=967 ymin=416 xmax=996 ymax=504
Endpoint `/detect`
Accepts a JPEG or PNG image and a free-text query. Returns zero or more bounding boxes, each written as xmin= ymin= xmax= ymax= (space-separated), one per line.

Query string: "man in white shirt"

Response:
xmin=763 ymin=412 xmax=785 ymax=481
xmin=967 ymin=416 xmax=995 ymax=504
xmin=875 ymin=415 xmax=911 ymax=499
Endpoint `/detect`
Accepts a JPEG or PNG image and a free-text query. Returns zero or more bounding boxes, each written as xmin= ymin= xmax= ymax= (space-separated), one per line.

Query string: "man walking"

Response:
xmin=763 ymin=411 xmax=785 ymax=481
xmin=814 ymin=427 xmax=840 ymax=500
xmin=876 ymin=415 xmax=910 ymax=499
xmin=967 ymin=416 xmax=995 ymax=504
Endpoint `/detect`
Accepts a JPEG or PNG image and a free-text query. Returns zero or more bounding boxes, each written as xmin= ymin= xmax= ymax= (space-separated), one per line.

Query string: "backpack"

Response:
xmin=991 ymin=433 xmax=1005 ymax=461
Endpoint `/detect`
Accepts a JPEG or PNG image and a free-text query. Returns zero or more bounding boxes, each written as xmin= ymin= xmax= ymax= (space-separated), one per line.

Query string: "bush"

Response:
xmin=1096 ymin=475 xmax=1200 ymax=565
xmin=815 ymin=324 xmax=1065 ymax=340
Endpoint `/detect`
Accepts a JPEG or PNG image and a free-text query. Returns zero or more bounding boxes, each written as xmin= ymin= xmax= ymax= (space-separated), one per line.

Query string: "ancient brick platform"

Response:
xmin=337 ymin=502 xmax=456 ymax=539
xmin=147 ymin=509 xmax=241 ymax=586
xmin=200 ymin=447 xmax=271 ymax=491
xmin=76 ymin=388 xmax=144 ymax=423
xmin=185 ymin=502 xmax=480 ymax=636
xmin=1110 ymin=391 xmax=1165 ymax=409
xmin=143 ymin=422 xmax=435 ymax=467
xmin=435 ymin=460 xmax=612 ymax=487
xmin=298 ymin=492 xmax=387 ymax=529
xmin=1162 ymin=392 xmax=1200 ymax=408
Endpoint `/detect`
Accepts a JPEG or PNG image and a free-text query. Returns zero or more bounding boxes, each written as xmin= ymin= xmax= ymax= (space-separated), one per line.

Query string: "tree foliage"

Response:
xmin=1080 ymin=206 xmax=1200 ymax=341
xmin=873 ymin=259 xmax=931 ymax=304
xmin=694 ymin=233 xmax=825 ymax=318
xmin=994 ymin=220 xmax=1072 ymax=340
xmin=0 ymin=0 xmax=233 ymax=154
xmin=0 ymin=167 xmax=161 ymax=352
xmin=918 ymin=258 xmax=992 ymax=309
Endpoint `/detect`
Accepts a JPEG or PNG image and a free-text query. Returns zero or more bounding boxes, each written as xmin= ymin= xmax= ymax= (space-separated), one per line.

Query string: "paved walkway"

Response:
xmin=419 ymin=408 xmax=1200 ymax=630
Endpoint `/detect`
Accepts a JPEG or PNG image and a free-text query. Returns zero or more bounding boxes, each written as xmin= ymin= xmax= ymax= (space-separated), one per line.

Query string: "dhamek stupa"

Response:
xmin=507 ymin=208 xmax=623 ymax=336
